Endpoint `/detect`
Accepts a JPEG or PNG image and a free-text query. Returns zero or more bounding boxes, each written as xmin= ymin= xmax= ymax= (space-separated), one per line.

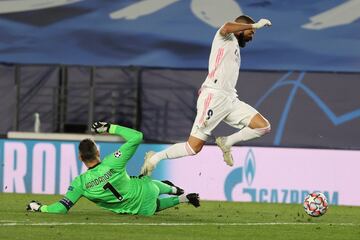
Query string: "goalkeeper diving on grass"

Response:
xmin=26 ymin=122 xmax=200 ymax=216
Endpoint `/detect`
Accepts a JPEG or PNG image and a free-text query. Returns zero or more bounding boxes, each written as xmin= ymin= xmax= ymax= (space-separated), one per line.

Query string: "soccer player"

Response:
xmin=141 ymin=15 xmax=272 ymax=175
xmin=26 ymin=122 xmax=200 ymax=216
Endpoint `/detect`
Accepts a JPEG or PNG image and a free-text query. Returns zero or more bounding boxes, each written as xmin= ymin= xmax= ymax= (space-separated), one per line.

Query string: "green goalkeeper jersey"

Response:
xmin=41 ymin=124 xmax=158 ymax=215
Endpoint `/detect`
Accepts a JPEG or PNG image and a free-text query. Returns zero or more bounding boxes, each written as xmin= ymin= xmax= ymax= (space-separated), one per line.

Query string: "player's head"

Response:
xmin=79 ymin=138 xmax=99 ymax=162
xmin=234 ymin=15 xmax=256 ymax=48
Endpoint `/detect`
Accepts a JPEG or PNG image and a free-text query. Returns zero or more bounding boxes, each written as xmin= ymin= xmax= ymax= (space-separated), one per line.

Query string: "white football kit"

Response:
xmin=190 ymin=28 xmax=258 ymax=141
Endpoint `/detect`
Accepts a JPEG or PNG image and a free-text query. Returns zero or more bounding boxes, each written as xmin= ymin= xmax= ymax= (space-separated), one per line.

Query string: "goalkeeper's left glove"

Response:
xmin=91 ymin=121 xmax=111 ymax=134
xmin=26 ymin=201 xmax=42 ymax=212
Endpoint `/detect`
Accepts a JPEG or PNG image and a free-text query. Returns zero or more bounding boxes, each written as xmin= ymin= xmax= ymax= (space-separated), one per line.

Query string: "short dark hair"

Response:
xmin=79 ymin=138 xmax=97 ymax=162
xmin=235 ymin=15 xmax=256 ymax=24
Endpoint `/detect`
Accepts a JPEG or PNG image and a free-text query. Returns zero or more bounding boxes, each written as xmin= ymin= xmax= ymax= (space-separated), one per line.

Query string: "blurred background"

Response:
xmin=0 ymin=0 xmax=359 ymax=205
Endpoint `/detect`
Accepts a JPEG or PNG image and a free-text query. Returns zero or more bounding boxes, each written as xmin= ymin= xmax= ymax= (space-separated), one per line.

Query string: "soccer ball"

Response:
xmin=303 ymin=192 xmax=328 ymax=217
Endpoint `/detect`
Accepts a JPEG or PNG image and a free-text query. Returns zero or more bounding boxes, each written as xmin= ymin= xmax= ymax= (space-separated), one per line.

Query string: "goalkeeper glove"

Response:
xmin=91 ymin=121 xmax=111 ymax=134
xmin=252 ymin=19 xmax=272 ymax=29
xmin=26 ymin=201 xmax=42 ymax=212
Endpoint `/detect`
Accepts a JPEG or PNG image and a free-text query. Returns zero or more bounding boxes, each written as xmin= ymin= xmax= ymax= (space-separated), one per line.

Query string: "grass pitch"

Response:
xmin=1 ymin=193 xmax=360 ymax=240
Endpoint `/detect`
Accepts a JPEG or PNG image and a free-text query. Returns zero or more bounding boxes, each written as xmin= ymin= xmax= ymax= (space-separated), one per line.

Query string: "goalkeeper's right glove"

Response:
xmin=252 ymin=18 xmax=272 ymax=29
xmin=26 ymin=201 xmax=42 ymax=212
xmin=91 ymin=121 xmax=111 ymax=134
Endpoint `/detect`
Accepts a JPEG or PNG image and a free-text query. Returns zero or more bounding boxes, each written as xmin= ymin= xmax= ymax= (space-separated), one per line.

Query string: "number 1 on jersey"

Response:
xmin=103 ymin=182 xmax=123 ymax=201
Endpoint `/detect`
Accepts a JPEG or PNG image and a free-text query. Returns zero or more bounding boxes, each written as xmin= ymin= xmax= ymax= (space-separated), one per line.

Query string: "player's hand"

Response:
xmin=26 ymin=201 xmax=42 ymax=212
xmin=91 ymin=121 xmax=110 ymax=134
xmin=252 ymin=18 xmax=272 ymax=29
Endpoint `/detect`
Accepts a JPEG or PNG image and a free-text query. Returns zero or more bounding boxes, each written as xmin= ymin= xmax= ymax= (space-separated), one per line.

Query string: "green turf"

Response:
xmin=1 ymin=193 xmax=360 ymax=240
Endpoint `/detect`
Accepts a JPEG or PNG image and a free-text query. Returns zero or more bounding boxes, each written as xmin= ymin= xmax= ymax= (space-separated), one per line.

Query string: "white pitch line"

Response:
xmin=0 ymin=222 xmax=358 ymax=227
xmin=0 ymin=220 xmax=28 ymax=223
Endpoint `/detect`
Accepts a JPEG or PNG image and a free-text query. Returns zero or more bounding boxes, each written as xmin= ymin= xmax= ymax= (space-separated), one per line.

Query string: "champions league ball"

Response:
xmin=303 ymin=192 xmax=329 ymax=217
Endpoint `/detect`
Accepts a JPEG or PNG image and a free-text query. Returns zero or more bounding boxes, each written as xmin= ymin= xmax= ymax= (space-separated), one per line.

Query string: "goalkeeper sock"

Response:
xmin=152 ymin=180 xmax=173 ymax=194
xmin=225 ymin=125 xmax=271 ymax=146
xmin=179 ymin=194 xmax=189 ymax=203
xmin=156 ymin=197 xmax=180 ymax=212
xmin=149 ymin=142 xmax=196 ymax=165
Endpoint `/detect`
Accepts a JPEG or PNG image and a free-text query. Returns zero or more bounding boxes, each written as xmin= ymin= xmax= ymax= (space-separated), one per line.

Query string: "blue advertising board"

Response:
xmin=0 ymin=139 xmax=168 ymax=194
xmin=2 ymin=138 xmax=360 ymax=206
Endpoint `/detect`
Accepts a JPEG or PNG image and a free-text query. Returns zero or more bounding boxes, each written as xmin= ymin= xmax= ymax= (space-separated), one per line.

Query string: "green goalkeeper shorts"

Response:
xmin=137 ymin=176 xmax=160 ymax=216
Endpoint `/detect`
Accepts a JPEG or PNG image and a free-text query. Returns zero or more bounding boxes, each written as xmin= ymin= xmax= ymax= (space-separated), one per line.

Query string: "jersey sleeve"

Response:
xmin=102 ymin=124 xmax=143 ymax=171
xmin=40 ymin=177 xmax=84 ymax=214
xmin=216 ymin=26 xmax=233 ymax=42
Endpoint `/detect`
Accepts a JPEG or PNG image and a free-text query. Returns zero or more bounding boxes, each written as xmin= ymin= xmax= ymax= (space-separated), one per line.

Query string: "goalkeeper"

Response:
xmin=27 ymin=122 xmax=200 ymax=216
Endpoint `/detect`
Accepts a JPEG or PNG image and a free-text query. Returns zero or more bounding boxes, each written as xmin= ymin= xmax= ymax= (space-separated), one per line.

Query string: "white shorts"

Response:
xmin=190 ymin=88 xmax=258 ymax=141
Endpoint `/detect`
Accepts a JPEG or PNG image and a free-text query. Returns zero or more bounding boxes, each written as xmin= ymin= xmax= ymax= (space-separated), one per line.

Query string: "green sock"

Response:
xmin=152 ymin=180 xmax=173 ymax=194
xmin=156 ymin=197 xmax=180 ymax=212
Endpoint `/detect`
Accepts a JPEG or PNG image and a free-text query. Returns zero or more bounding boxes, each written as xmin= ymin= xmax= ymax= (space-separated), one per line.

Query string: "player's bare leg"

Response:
xmin=247 ymin=113 xmax=270 ymax=129
xmin=216 ymin=113 xmax=271 ymax=166
xmin=187 ymin=135 xmax=205 ymax=153
xmin=141 ymin=136 xmax=205 ymax=176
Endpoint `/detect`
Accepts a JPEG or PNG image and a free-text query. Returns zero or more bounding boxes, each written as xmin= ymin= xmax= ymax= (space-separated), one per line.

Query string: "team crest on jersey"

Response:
xmin=114 ymin=150 xmax=122 ymax=158
xmin=67 ymin=186 xmax=74 ymax=191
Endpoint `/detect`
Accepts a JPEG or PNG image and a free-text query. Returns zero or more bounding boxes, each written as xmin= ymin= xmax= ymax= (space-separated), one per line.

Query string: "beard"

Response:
xmin=236 ymin=33 xmax=252 ymax=48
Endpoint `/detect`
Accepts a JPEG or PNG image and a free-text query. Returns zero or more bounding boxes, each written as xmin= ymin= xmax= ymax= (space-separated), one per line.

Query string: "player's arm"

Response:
xmin=92 ymin=121 xmax=143 ymax=170
xmin=220 ymin=19 xmax=271 ymax=36
xmin=26 ymin=180 xmax=83 ymax=214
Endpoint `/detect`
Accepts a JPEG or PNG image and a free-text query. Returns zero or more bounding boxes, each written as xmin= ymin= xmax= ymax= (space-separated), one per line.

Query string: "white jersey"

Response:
xmin=201 ymin=28 xmax=241 ymax=97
